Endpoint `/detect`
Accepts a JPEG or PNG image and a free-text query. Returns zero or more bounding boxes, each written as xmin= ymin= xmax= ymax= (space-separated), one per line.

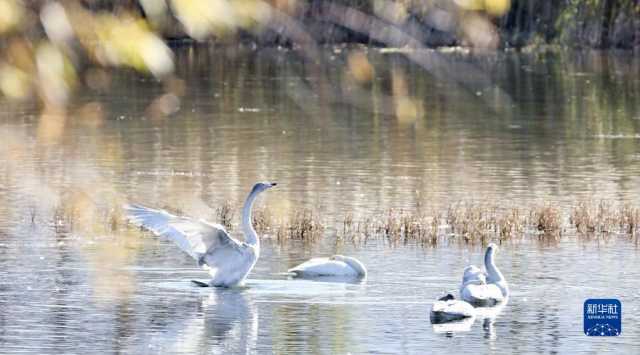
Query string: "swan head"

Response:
xmin=251 ymin=182 xmax=277 ymax=194
xmin=485 ymin=243 xmax=499 ymax=262
xmin=438 ymin=293 xmax=455 ymax=301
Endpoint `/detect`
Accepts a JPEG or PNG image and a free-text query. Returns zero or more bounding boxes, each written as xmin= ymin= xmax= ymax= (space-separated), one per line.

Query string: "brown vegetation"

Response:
xmin=46 ymin=197 xmax=639 ymax=247
xmin=216 ymin=201 xmax=235 ymax=231
xmin=532 ymin=205 xmax=562 ymax=238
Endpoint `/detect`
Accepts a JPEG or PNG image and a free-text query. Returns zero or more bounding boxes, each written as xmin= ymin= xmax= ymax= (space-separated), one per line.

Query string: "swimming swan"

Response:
xmin=288 ymin=255 xmax=367 ymax=278
xmin=460 ymin=243 xmax=509 ymax=306
xmin=124 ymin=182 xmax=277 ymax=287
xmin=430 ymin=294 xmax=475 ymax=323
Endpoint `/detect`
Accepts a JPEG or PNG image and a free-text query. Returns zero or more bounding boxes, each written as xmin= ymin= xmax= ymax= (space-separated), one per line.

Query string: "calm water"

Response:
xmin=1 ymin=46 xmax=640 ymax=353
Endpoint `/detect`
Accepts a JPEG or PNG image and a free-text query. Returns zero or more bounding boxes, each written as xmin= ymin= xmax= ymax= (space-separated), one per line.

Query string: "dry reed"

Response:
xmin=275 ymin=209 xmax=324 ymax=243
xmin=52 ymin=190 xmax=124 ymax=234
xmin=46 ymin=196 xmax=640 ymax=247
xmin=216 ymin=201 xmax=235 ymax=231
xmin=620 ymin=203 xmax=640 ymax=236
xmin=340 ymin=200 xmax=639 ymax=246
xmin=532 ymin=205 xmax=562 ymax=238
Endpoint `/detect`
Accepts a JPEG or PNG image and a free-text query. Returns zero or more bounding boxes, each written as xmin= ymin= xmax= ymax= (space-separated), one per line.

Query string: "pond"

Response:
xmin=1 ymin=46 xmax=639 ymax=353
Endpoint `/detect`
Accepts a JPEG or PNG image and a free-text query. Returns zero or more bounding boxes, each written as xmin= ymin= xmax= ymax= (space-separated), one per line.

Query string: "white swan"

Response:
xmin=460 ymin=243 xmax=509 ymax=307
xmin=288 ymin=255 xmax=367 ymax=278
xmin=124 ymin=181 xmax=276 ymax=287
xmin=430 ymin=294 xmax=475 ymax=324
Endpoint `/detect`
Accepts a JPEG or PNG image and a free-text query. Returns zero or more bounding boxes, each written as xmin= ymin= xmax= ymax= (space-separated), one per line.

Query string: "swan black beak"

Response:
xmin=270 ymin=182 xmax=277 ymax=187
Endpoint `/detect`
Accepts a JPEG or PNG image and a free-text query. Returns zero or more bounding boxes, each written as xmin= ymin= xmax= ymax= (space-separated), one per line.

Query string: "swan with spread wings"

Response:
xmin=124 ymin=182 xmax=276 ymax=287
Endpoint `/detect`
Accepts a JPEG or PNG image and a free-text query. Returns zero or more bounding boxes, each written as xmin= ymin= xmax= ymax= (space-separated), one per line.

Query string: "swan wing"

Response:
xmin=124 ymin=204 xmax=244 ymax=263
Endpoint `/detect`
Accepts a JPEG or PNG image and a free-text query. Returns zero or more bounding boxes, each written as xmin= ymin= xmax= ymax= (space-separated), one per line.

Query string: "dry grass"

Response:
xmin=216 ymin=201 xmax=235 ymax=231
xmin=47 ymin=196 xmax=640 ymax=247
xmin=342 ymin=212 xmax=354 ymax=236
xmin=340 ymin=200 xmax=640 ymax=246
xmin=212 ymin=203 xmax=325 ymax=244
xmin=569 ymin=200 xmax=635 ymax=236
xmin=446 ymin=202 xmax=497 ymax=244
xmin=252 ymin=206 xmax=273 ymax=235
xmin=275 ymin=209 xmax=324 ymax=243
xmin=52 ymin=190 xmax=124 ymax=234
xmin=532 ymin=205 xmax=562 ymax=238
xmin=620 ymin=203 xmax=640 ymax=236
xmin=496 ymin=207 xmax=524 ymax=241
xmin=340 ymin=209 xmax=439 ymax=247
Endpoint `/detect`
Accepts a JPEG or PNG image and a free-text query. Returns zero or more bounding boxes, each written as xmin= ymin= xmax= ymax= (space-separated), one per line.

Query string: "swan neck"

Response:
xmin=484 ymin=248 xmax=505 ymax=283
xmin=242 ymin=188 xmax=260 ymax=246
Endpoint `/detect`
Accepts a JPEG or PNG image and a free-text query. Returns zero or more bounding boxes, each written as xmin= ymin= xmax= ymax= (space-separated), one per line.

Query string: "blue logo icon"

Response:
xmin=584 ymin=299 xmax=621 ymax=336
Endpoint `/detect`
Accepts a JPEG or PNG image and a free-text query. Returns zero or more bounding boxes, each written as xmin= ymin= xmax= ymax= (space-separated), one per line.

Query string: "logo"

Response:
xmin=584 ymin=299 xmax=621 ymax=336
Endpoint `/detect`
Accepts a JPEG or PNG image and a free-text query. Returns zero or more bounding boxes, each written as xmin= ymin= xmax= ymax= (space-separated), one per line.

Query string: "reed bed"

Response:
xmin=215 ymin=201 xmax=236 ymax=231
xmin=46 ymin=197 xmax=639 ymax=247
xmin=339 ymin=200 xmax=639 ymax=246
xmin=532 ymin=205 xmax=562 ymax=237
xmin=619 ymin=204 xmax=640 ymax=235
xmin=274 ymin=209 xmax=324 ymax=244
xmin=214 ymin=202 xmax=325 ymax=243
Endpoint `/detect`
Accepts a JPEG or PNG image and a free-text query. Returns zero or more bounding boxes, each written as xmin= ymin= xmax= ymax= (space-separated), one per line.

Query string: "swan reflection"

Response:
xmin=432 ymin=316 xmax=476 ymax=334
xmin=140 ymin=289 xmax=258 ymax=354
xmin=476 ymin=300 xmax=507 ymax=340
xmin=431 ymin=299 xmax=507 ymax=337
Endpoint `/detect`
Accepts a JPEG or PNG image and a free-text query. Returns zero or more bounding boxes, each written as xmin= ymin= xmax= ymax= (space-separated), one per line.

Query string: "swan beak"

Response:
xmin=270 ymin=182 xmax=278 ymax=187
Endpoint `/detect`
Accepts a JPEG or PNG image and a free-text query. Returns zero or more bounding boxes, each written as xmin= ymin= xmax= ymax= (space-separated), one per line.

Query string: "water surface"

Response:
xmin=1 ymin=47 xmax=639 ymax=353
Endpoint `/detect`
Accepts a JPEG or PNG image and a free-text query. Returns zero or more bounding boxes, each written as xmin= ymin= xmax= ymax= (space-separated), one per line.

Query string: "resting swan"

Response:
xmin=430 ymin=294 xmax=475 ymax=323
xmin=124 ymin=182 xmax=276 ymax=287
xmin=288 ymin=255 xmax=367 ymax=278
xmin=460 ymin=243 xmax=509 ymax=306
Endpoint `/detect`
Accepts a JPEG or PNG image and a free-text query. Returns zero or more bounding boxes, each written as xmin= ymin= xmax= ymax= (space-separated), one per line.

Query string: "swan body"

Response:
xmin=288 ymin=255 xmax=367 ymax=278
xmin=460 ymin=283 xmax=505 ymax=307
xmin=430 ymin=294 xmax=475 ymax=323
xmin=460 ymin=243 xmax=509 ymax=307
xmin=125 ymin=182 xmax=276 ymax=287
